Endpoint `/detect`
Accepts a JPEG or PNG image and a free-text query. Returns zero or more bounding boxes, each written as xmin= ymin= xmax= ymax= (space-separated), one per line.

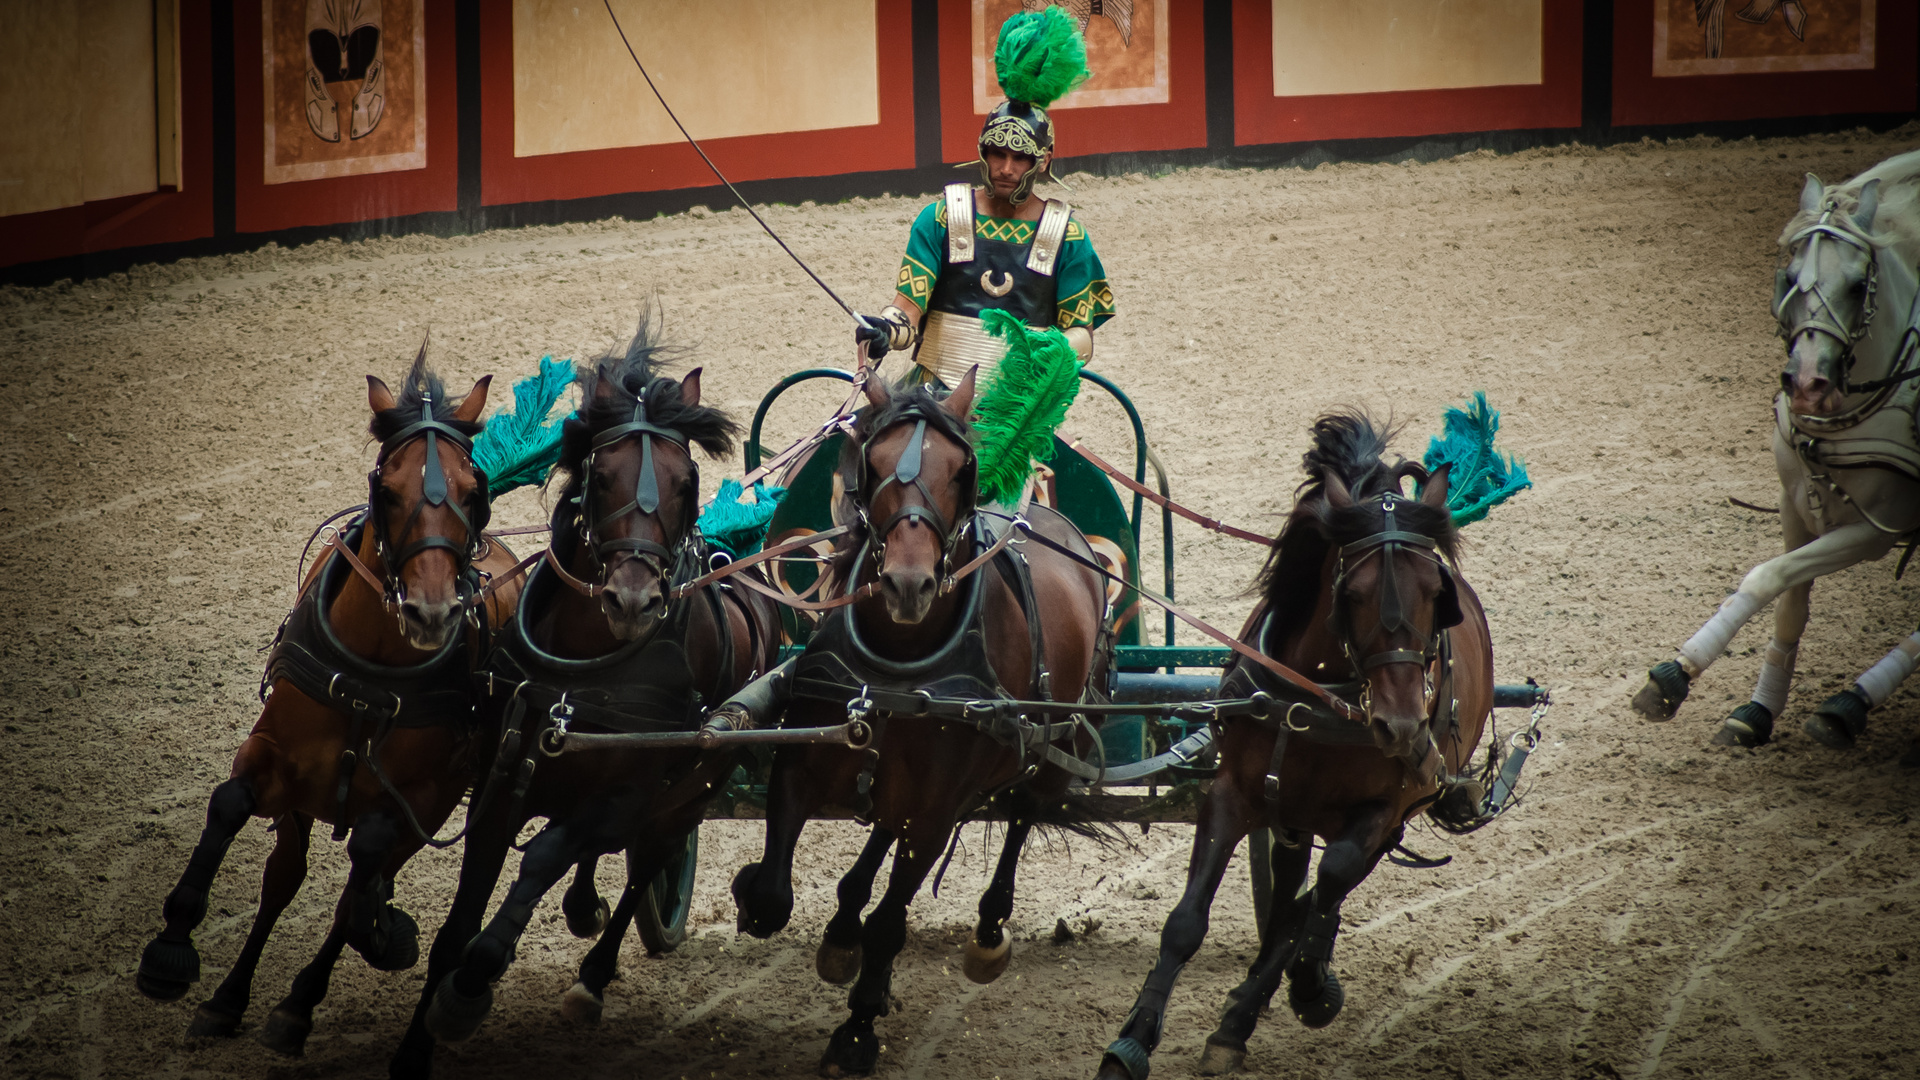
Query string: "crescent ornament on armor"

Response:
xmin=981 ymin=270 xmax=1014 ymax=297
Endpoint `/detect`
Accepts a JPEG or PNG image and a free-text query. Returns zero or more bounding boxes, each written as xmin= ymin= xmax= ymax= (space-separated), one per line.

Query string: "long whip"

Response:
xmin=602 ymin=0 xmax=869 ymax=328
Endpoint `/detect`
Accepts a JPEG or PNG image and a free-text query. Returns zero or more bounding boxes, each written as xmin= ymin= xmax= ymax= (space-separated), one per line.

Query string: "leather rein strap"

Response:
xmin=1062 ymin=434 xmax=1276 ymax=546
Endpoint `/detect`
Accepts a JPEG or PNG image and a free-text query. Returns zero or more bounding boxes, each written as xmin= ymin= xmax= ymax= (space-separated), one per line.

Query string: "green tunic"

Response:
xmin=894 ymin=196 xmax=1116 ymax=331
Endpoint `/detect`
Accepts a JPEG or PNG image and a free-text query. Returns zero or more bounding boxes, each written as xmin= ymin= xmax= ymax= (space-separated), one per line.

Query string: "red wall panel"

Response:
xmin=1232 ymin=0 xmax=1583 ymax=146
xmin=938 ymin=0 xmax=1207 ymax=164
xmin=478 ymin=0 xmax=917 ymax=206
xmin=2 ymin=1 xmax=218 ymax=270
xmin=1612 ymin=0 xmax=1916 ymax=127
xmin=232 ymin=0 xmax=460 ymax=234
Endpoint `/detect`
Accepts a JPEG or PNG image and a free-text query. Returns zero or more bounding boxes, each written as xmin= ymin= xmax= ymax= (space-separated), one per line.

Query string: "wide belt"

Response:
xmin=915 ymin=310 xmax=1032 ymax=387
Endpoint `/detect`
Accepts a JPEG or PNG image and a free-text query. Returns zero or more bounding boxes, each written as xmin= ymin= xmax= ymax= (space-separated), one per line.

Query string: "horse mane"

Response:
xmin=1776 ymin=147 xmax=1920 ymax=258
xmin=829 ymin=376 xmax=974 ymax=584
xmin=549 ymin=312 xmax=742 ymax=532
xmin=367 ymin=347 xmax=483 ymax=443
xmin=1254 ymin=410 xmax=1459 ymax=649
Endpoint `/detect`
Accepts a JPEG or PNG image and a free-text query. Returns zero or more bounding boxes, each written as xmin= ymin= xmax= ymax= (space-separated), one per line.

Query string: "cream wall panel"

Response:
xmin=0 ymin=3 xmax=86 ymax=217
xmin=1271 ymin=0 xmax=1542 ymax=97
xmin=514 ymin=0 xmax=879 ymax=158
xmin=81 ymin=0 xmax=159 ymax=203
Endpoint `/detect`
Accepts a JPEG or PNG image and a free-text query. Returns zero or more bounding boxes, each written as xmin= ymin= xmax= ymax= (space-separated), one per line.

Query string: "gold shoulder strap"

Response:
xmin=1026 ymin=198 xmax=1072 ymax=276
xmin=945 ymin=183 xmax=975 ymax=264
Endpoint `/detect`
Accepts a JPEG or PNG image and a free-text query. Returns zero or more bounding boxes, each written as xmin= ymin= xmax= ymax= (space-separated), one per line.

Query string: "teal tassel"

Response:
xmin=1421 ymin=392 xmax=1531 ymax=527
xmin=472 ymin=355 xmax=575 ymax=500
xmin=698 ymin=480 xmax=787 ymax=558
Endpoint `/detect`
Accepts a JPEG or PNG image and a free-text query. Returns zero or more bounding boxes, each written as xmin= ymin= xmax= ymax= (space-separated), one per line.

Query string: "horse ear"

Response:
xmin=1324 ymin=473 xmax=1354 ymax=509
xmin=943 ymin=365 xmax=979 ymax=418
xmin=590 ymin=367 xmax=622 ymax=405
xmin=1420 ymin=463 xmax=1452 ymax=511
xmin=452 ymin=375 xmax=492 ymax=423
xmin=367 ymin=375 xmax=397 ymax=414
xmin=680 ymin=367 xmax=703 ymax=408
xmin=862 ymin=365 xmax=892 ymax=410
xmin=1800 ymin=173 xmax=1825 ymax=213
xmin=1854 ymin=178 xmax=1881 ymax=231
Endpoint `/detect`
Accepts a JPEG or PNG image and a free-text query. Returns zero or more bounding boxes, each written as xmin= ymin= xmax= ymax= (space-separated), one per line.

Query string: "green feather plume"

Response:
xmin=974 ymin=309 xmax=1082 ymax=506
xmin=994 ymin=6 xmax=1091 ymax=108
xmin=698 ymin=480 xmax=787 ymax=558
xmin=471 ymin=355 xmax=575 ymax=500
xmin=1421 ymin=392 xmax=1531 ymax=527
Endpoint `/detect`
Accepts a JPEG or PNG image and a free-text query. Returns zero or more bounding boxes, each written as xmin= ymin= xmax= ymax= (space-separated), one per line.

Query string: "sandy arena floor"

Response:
xmin=3 ymin=126 xmax=1918 ymax=1080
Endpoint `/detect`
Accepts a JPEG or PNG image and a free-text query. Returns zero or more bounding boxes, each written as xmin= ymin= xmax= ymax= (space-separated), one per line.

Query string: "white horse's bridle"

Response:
xmin=1773 ymin=207 xmax=1880 ymax=363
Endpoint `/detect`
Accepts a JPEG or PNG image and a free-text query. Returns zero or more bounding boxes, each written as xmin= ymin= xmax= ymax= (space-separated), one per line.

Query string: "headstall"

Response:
xmin=363 ymin=394 xmax=490 ymax=613
xmin=1328 ymin=492 xmax=1460 ymax=716
xmin=855 ymin=404 xmax=978 ymax=585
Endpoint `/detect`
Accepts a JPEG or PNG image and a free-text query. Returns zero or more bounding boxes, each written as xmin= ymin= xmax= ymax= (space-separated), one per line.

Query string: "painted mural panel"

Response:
xmin=513 ymin=0 xmax=879 ymax=159
xmin=262 ymin=0 xmax=427 ymax=185
xmin=1653 ymin=0 xmax=1875 ymax=76
xmin=1269 ymin=0 xmax=1542 ymax=98
xmin=970 ymin=0 xmax=1170 ymax=111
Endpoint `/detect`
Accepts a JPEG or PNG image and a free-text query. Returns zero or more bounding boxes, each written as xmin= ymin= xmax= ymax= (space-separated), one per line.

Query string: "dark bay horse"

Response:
xmin=388 ymin=324 xmax=779 ymax=1079
xmin=1097 ymin=412 xmax=1494 ymax=1080
xmin=136 ymin=351 xmax=525 ymax=1055
xmin=730 ymin=370 xmax=1109 ymax=1077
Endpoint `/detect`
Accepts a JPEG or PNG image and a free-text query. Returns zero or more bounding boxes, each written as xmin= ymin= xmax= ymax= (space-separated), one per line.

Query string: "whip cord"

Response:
xmin=603 ymin=0 xmax=868 ymax=327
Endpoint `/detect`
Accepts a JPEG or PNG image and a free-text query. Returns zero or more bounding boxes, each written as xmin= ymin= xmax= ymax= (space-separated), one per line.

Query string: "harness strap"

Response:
xmin=1062 ymin=435 xmax=1276 ymax=546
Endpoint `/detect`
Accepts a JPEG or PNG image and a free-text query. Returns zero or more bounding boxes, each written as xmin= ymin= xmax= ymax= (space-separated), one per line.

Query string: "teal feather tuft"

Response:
xmin=1421 ymin=392 xmax=1531 ymax=527
xmin=993 ymin=7 xmax=1091 ymax=108
xmin=698 ymin=480 xmax=787 ymax=558
xmin=472 ymin=355 xmax=576 ymax=500
xmin=974 ymin=309 xmax=1082 ymax=507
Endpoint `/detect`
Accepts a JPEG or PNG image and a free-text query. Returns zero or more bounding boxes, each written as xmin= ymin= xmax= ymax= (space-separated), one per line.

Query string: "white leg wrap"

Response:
xmin=1855 ymin=632 xmax=1920 ymax=707
xmin=1750 ymin=639 xmax=1798 ymax=716
xmin=1680 ymin=590 xmax=1765 ymax=674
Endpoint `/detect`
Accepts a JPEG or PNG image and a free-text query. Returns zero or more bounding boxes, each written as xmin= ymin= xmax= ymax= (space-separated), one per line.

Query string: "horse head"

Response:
xmin=363 ymin=349 xmax=492 ymax=651
xmin=851 ymin=368 xmax=978 ymax=625
xmin=1777 ymin=174 xmax=1883 ymax=417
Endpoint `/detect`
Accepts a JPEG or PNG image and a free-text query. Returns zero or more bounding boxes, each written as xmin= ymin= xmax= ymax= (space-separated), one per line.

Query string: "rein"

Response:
xmin=1062 ymin=435 xmax=1276 ymax=546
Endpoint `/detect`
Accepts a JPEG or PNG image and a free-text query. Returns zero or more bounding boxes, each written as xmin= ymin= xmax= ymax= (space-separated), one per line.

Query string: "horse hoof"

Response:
xmin=356 ymin=906 xmax=421 ymax=972
xmin=816 ymin=939 xmax=863 ymax=986
xmin=255 ymin=1008 xmax=313 ymax=1057
xmin=136 ymin=937 xmax=199 ymax=1000
xmin=1101 ymin=1037 xmax=1152 ymax=1080
xmin=1196 ymin=1036 xmax=1246 ymax=1075
xmin=1289 ymin=967 xmax=1345 ymax=1029
xmin=186 ymin=1003 xmax=242 ymax=1038
xmin=425 ymin=974 xmax=494 ymax=1044
xmin=1631 ymin=662 xmax=1690 ymax=720
xmin=730 ymin=863 xmax=791 ymax=939
xmin=1712 ymin=702 xmax=1773 ymax=747
xmin=560 ymin=981 xmax=604 ymax=1025
xmin=961 ymin=936 xmax=1012 ymax=985
xmin=1805 ymin=689 xmax=1870 ymax=749
xmin=818 ymin=1019 xmax=880 ymax=1077
xmin=565 ymin=897 xmax=611 ymax=940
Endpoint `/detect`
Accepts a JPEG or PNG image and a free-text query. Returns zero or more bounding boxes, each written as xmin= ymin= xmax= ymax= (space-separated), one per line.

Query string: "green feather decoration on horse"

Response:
xmin=1421 ymin=391 xmax=1531 ymax=527
xmin=698 ymin=480 xmax=787 ymax=558
xmin=973 ymin=309 xmax=1082 ymax=507
xmin=994 ymin=5 xmax=1091 ymax=107
xmin=471 ymin=355 xmax=575 ymax=500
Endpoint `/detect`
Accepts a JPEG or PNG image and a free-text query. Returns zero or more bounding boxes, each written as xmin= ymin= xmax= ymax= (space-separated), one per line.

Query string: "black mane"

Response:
xmin=829 ymin=377 xmax=974 ymax=583
xmin=367 ymin=346 xmax=483 ymax=444
xmin=1254 ymin=410 xmax=1458 ymax=646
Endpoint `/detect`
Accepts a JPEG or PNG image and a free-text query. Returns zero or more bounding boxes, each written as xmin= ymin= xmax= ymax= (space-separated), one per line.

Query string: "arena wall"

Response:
xmin=3 ymin=0 xmax=1915 ymax=282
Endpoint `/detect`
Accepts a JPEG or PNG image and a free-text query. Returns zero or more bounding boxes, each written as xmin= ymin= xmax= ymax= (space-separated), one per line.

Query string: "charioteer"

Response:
xmin=856 ymin=6 xmax=1115 ymax=387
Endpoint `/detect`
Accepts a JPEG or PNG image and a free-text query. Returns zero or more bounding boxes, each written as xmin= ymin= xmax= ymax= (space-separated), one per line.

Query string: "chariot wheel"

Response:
xmin=633 ymin=827 xmax=699 ymax=956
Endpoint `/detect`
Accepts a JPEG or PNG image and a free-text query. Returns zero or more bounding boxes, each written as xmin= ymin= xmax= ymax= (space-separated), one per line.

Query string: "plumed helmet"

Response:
xmin=977 ymin=6 xmax=1090 ymax=205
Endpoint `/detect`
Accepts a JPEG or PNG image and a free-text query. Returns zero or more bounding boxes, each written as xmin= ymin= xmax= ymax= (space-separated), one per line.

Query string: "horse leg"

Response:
xmin=1283 ymin=809 xmax=1396 ymax=1032
xmin=1716 ymin=508 xmax=1814 ymax=747
xmin=1096 ymin=777 xmax=1251 ymax=1080
xmin=735 ymin=743 xmax=848 ymax=938
xmin=560 ymin=855 xmax=611 ymax=939
xmin=1807 ymin=624 xmax=1920 ymax=749
xmin=1635 ymin=521 xmax=1894 ymax=719
xmin=255 ymin=924 xmax=348 ymax=1056
xmin=819 ymin=819 xmax=950 ymax=1078
xmin=963 ymin=814 xmax=1034 ymax=986
xmin=188 ymin=813 xmax=311 ymax=1037
xmin=818 ymin=826 xmax=894 ymax=986
xmin=563 ymin=832 xmax=684 ymax=1025
xmin=137 ymin=776 xmax=257 ymax=1002
xmin=1197 ymin=833 xmax=1315 ymax=1075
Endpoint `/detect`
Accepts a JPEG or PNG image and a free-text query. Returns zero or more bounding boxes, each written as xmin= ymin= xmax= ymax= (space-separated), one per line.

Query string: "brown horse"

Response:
xmin=730 ymin=370 xmax=1110 ymax=1077
xmin=387 ymin=322 xmax=779 ymax=1079
xmin=1096 ymin=412 xmax=1495 ymax=1080
xmin=135 ymin=350 xmax=524 ymax=1055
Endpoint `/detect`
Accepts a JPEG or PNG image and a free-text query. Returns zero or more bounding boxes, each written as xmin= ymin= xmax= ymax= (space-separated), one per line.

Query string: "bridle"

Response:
xmin=854 ymin=403 xmax=977 ymax=587
xmin=1774 ymin=205 xmax=1880 ymax=394
xmin=362 ymin=395 xmax=490 ymax=613
xmin=554 ymin=391 xmax=698 ymax=597
xmin=1327 ymin=492 xmax=1460 ymax=718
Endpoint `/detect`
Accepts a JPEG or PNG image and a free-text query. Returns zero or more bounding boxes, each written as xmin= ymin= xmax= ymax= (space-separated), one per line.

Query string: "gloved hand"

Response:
xmin=854 ymin=313 xmax=893 ymax=361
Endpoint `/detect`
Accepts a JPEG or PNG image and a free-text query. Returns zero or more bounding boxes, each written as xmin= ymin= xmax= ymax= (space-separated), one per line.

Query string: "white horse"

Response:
xmin=1634 ymin=150 xmax=1920 ymax=756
